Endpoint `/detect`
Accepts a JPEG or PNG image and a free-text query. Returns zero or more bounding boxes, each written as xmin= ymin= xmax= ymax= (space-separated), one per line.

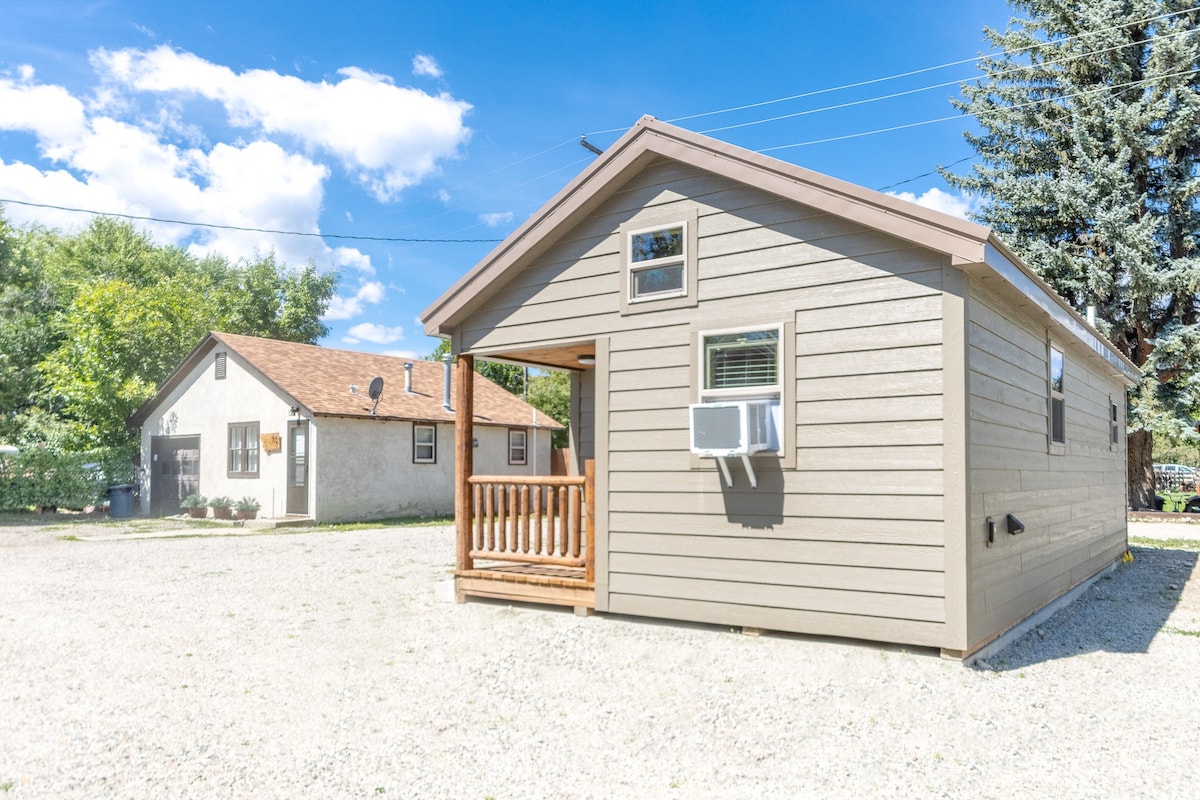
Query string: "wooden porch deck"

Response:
xmin=452 ymin=356 xmax=595 ymax=613
xmin=456 ymin=562 xmax=594 ymax=611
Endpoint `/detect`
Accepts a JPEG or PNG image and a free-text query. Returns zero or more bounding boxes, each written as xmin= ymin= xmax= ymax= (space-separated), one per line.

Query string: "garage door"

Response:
xmin=150 ymin=436 xmax=200 ymax=516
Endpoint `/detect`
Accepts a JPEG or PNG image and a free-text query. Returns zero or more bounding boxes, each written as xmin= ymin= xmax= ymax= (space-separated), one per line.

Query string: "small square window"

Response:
xmin=228 ymin=421 xmax=259 ymax=477
xmin=414 ymin=424 xmax=436 ymax=463
xmin=628 ymin=224 xmax=686 ymax=301
xmin=508 ymin=429 xmax=528 ymax=465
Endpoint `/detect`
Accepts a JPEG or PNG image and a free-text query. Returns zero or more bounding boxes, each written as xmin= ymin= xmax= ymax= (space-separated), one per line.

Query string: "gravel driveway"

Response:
xmin=1 ymin=517 xmax=1197 ymax=799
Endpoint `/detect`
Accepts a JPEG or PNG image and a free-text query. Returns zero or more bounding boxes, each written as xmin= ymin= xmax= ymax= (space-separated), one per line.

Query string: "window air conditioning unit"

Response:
xmin=689 ymin=400 xmax=776 ymax=458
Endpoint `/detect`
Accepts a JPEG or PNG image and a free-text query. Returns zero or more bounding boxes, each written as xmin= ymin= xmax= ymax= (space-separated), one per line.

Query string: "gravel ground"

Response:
xmin=1 ymin=516 xmax=1198 ymax=799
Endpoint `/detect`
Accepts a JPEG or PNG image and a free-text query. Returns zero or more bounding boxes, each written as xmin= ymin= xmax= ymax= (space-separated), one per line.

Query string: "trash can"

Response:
xmin=107 ymin=484 xmax=135 ymax=519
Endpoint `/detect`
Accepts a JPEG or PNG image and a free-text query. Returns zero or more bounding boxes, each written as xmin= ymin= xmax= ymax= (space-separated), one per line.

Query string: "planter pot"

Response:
xmin=212 ymin=507 xmax=233 ymax=520
xmin=236 ymin=510 xmax=258 ymax=521
xmin=187 ymin=507 xmax=206 ymax=519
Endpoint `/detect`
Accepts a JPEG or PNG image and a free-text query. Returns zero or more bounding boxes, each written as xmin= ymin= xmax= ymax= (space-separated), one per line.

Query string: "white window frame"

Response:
xmin=1049 ymin=343 xmax=1066 ymax=451
xmin=627 ymin=222 xmax=687 ymax=302
xmin=618 ymin=208 xmax=699 ymax=316
xmin=699 ymin=323 xmax=785 ymax=402
xmin=413 ymin=424 xmax=436 ymax=464
xmin=508 ymin=428 xmax=528 ymax=465
xmin=1110 ymin=397 xmax=1120 ymax=450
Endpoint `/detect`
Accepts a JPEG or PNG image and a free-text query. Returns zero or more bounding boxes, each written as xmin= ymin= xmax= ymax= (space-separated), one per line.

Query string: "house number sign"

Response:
xmin=260 ymin=433 xmax=282 ymax=453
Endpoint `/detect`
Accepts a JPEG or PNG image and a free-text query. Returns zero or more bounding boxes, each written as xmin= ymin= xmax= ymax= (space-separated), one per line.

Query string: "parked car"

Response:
xmin=1154 ymin=463 xmax=1199 ymax=494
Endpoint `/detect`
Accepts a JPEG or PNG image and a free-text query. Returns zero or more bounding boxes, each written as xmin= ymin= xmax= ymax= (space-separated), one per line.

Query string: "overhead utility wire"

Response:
xmin=759 ymin=66 xmax=1200 ymax=152
xmin=583 ymin=3 xmax=1198 ymax=138
xmin=0 ymin=198 xmax=505 ymax=243
xmin=698 ymin=26 xmax=1194 ymax=135
xmin=875 ymin=156 xmax=977 ymax=192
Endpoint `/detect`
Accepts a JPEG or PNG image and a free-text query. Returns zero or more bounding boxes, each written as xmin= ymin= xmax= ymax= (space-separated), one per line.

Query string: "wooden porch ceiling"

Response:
xmin=477 ymin=342 xmax=596 ymax=371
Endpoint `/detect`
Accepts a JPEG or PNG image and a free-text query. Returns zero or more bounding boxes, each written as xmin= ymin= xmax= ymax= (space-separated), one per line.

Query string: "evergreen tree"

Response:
xmin=946 ymin=0 xmax=1200 ymax=508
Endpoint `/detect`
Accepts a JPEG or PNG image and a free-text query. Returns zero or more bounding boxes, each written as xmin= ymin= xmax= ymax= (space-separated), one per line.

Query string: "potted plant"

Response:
xmin=182 ymin=494 xmax=207 ymax=519
xmin=235 ymin=496 xmax=261 ymax=521
xmin=209 ymin=496 xmax=234 ymax=520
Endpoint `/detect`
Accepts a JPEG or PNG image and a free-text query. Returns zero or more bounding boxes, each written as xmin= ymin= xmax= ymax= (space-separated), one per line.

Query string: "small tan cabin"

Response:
xmin=421 ymin=117 xmax=1139 ymax=658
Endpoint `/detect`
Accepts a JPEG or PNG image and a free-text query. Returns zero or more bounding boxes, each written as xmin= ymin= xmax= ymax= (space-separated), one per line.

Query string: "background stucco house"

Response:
xmin=421 ymin=116 xmax=1140 ymax=659
xmin=132 ymin=332 xmax=561 ymax=523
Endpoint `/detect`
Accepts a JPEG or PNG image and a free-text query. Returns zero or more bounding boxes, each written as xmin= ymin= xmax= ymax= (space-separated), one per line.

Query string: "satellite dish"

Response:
xmin=368 ymin=376 xmax=384 ymax=415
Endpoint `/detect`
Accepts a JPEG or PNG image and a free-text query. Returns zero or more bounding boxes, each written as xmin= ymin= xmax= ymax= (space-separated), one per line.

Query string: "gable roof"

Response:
xmin=421 ymin=115 xmax=1139 ymax=384
xmin=131 ymin=332 xmax=563 ymax=429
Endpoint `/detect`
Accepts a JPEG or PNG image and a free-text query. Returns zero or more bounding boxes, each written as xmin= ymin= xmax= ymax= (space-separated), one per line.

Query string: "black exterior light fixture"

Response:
xmin=987 ymin=514 xmax=1026 ymax=546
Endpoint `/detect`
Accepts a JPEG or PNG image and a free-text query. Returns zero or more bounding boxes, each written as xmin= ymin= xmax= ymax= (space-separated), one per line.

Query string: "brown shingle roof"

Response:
xmin=134 ymin=332 xmax=562 ymax=429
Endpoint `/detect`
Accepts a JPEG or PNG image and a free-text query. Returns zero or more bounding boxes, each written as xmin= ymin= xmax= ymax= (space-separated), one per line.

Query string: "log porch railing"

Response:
xmin=458 ymin=460 xmax=595 ymax=584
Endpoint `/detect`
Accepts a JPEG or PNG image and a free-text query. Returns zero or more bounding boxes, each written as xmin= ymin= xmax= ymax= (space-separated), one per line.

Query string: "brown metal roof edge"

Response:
xmin=420 ymin=115 xmax=995 ymax=336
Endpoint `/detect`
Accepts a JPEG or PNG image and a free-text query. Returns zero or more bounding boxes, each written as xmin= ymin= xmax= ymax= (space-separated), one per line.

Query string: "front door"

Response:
xmin=150 ymin=435 xmax=200 ymax=516
xmin=286 ymin=420 xmax=309 ymax=515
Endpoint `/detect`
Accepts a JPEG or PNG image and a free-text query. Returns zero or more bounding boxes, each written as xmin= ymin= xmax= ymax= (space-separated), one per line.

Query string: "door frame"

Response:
xmin=286 ymin=420 xmax=309 ymax=515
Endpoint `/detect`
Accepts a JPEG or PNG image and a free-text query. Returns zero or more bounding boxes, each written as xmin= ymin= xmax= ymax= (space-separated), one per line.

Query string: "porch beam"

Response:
xmin=455 ymin=353 xmax=475 ymax=573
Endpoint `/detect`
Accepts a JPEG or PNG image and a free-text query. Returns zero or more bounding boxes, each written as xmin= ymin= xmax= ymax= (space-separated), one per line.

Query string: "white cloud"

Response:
xmin=887 ymin=187 xmax=980 ymax=221
xmin=323 ymin=280 xmax=386 ymax=321
xmin=91 ymin=45 xmax=472 ymax=201
xmin=479 ymin=211 xmax=514 ymax=227
xmin=383 ymin=348 xmax=422 ymax=358
xmin=345 ymin=322 xmax=404 ymax=344
xmin=0 ymin=49 xmax=471 ymax=275
xmin=412 ymin=55 xmax=443 ymax=79
xmin=436 ymin=188 xmax=451 ymax=204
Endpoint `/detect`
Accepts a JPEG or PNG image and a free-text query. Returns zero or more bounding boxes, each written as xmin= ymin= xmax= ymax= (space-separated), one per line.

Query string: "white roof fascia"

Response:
xmin=982 ymin=241 xmax=1140 ymax=384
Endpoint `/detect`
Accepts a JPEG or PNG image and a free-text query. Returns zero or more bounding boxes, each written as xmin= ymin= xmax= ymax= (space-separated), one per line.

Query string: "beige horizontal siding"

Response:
xmin=965 ymin=279 xmax=1127 ymax=648
xmin=458 ymin=158 xmax=950 ymax=646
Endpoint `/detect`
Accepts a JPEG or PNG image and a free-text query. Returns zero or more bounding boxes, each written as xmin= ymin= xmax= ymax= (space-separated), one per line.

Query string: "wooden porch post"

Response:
xmin=584 ymin=458 xmax=595 ymax=584
xmin=455 ymin=354 xmax=475 ymax=574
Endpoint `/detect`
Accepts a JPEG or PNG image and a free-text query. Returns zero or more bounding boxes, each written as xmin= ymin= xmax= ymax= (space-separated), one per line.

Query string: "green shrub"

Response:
xmin=181 ymin=494 xmax=207 ymax=509
xmin=235 ymin=496 xmax=261 ymax=512
xmin=0 ymin=447 xmax=134 ymax=511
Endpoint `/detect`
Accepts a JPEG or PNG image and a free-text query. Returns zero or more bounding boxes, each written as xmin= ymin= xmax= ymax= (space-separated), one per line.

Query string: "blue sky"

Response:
xmin=1 ymin=0 xmax=1012 ymax=357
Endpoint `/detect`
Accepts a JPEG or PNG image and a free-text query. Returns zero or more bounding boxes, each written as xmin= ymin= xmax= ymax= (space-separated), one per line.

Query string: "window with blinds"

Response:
xmin=701 ymin=327 xmax=781 ymax=396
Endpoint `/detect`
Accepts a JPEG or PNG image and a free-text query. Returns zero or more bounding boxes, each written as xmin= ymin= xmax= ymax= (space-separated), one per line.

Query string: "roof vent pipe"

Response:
xmin=404 ymin=362 xmax=413 ymax=393
xmin=442 ymin=354 xmax=452 ymax=411
xmin=1087 ymin=305 xmax=1096 ymax=327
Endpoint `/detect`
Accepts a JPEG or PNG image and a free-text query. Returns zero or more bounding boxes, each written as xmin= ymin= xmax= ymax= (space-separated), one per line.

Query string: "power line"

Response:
xmin=698 ymin=25 xmax=1195 ymax=136
xmin=876 ymin=156 xmax=977 ymax=192
xmin=651 ymin=4 xmax=1200 ymax=131
xmin=0 ymin=198 xmax=504 ymax=243
xmin=759 ymin=66 xmax=1200 ymax=152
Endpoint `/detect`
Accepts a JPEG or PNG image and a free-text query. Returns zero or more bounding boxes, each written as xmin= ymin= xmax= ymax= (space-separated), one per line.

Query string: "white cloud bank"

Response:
xmin=343 ymin=322 xmax=404 ymax=345
xmin=886 ymin=187 xmax=980 ymax=221
xmin=0 ymin=50 xmax=472 ymax=321
xmin=324 ymin=280 xmax=387 ymax=321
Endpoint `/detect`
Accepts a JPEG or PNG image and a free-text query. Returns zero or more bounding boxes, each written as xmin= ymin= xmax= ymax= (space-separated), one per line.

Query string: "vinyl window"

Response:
xmin=628 ymin=223 xmax=685 ymax=301
xmin=228 ymin=422 xmax=259 ymax=477
xmin=414 ymin=424 xmax=436 ymax=464
xmin=701 ymin=325 xmax=783 ymax=399
xmin=1049 ymin=344 xmax=1065 ymax=448
xmin=508 ymin=429 xmax=528 ymax=465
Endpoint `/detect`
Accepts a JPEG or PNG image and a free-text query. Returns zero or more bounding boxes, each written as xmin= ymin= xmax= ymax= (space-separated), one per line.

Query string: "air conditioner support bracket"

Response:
xmin=715 ymin=456 xmax=758 ymax=489
xmin=741 ymin=454 xmax=758 ymax=489
xmin=716 ymin=456 xmax=734 ymax=488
